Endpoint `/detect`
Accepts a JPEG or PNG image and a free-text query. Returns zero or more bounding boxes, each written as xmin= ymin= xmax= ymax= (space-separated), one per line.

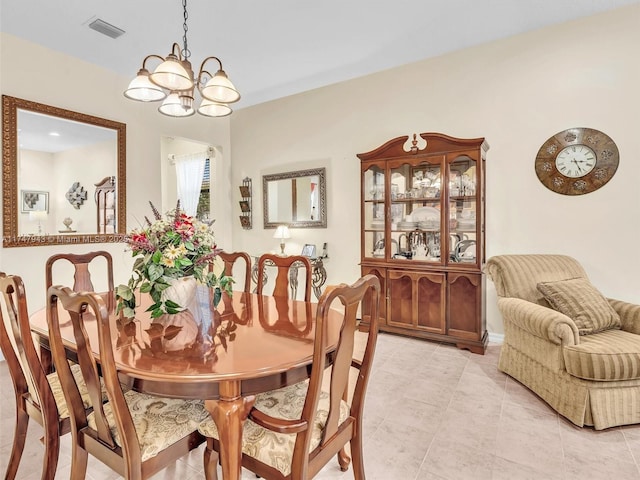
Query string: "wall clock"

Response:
xmin=534 ymin=128 xmax=619 ymax=195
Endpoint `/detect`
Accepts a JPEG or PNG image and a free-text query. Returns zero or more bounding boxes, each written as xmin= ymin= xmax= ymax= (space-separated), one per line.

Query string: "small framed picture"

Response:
xmin=239 ymin=186 xmax=251 ymax=198
xmin=239 ymin=200 xmax=251 ymax=213
xmin=21 ymin=190 xmax=49 ymax=213
xmin=301 ymin=243 xmax=316 ymax=258
xmin=239 ymin=215 xmax=251 ymax=228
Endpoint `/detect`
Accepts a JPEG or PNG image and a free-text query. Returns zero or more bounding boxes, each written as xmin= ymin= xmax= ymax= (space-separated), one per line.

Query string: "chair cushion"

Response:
xmin=564 ymin=329 xmax=640 ymax=381
xmin=198 ymin=380 xmax=351 ymax=476
xmin=47 ymin=363 xmax=95 ymax=418
xmin=537 ymin=278 xmax=621 ymax=335
xmin=87 ymin=391 xmax=209 ymax=462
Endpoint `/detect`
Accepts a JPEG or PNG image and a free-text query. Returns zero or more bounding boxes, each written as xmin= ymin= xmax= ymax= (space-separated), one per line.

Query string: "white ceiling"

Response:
xmin=2 ymin=0 xmax=638 ymax=110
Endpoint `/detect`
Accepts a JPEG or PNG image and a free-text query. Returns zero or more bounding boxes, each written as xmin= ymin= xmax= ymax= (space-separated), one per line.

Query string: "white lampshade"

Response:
xmin=150 ymin=55 xmax=194 ymax=91
xmin=124 ymin=69 xmax=167 ymax=102
xmin=200 ymin=70 xmax=241 ymax=104
xmin=29 ymin=210 xmax=48 ymax=222
xmin=197 ymin=98 xmax=232 ymax=117
xmin=158 ymin=92 xmax=195 ymax=117
xmin=273 ymin=225 xmax=290 ymax=240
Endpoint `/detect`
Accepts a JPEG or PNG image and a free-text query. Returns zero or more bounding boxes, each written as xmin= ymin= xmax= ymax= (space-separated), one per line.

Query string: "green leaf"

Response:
xmin=154 ymin=282 xmax=170 ymax=292
xmin=145 ymin=302 xmax=161 ymax=312
xmin=166 ymin=231 xmax=180 ymax=242
xmin=122 ymin=307 xmax=136 ymax=319
xmin=152 ymin=250 xmax=163 ymax=264
xmin=139 ymin=282 xmax=152 ymax=293
xmin=148 ymin=263 xmax=163 ymax=281
xmin=213 ymin=287 xmax=222 ymax=307
xmin=151 ymin=308 xmax=164 ymax=318
xmin=164 ymin=299 xmax=181 ymax=308
xmin=150 ymin=290 xmax=162 ymax=303
xmin=132 ymin=256 xmax=145 ymax=271
xmin=115 ymin=284 xmax=133 ymax=301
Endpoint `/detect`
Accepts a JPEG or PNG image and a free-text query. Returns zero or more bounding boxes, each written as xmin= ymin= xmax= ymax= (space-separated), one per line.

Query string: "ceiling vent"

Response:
xmin=88 ymin=18 xmax=125 ymax=39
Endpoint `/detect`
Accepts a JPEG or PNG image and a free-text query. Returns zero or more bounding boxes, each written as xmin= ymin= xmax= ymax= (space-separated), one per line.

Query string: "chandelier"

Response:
xmin=123 ymin=0 xmax=240 ymax=118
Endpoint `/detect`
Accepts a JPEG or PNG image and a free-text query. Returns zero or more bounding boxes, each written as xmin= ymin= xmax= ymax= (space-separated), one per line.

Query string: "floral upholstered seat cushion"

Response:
xmin=87 ymin=391 xmax=209 ymax=462
xmin=47 ymin=363 xmax=96 ymax=418
xmin=198 ymin=380 xmax=351 ymax=477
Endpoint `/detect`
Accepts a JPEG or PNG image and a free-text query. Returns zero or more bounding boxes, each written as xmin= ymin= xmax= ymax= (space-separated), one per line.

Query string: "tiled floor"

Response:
xmin=1 ymin=333 xmax=639 ymax=479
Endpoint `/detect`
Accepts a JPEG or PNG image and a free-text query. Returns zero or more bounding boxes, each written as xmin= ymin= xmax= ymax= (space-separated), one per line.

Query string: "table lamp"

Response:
xmin=29 ymin=210 xmax=48 ymax=235
xmin=273 ymin=225 xmax=290 ymax=255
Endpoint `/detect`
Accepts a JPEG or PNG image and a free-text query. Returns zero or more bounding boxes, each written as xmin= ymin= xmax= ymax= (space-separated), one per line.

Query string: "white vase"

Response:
xmin=161 ymin=276 xmax=197 ymax=312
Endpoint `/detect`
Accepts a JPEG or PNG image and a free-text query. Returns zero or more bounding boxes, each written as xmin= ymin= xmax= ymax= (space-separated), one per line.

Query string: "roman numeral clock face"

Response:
xmin=534 ymin=128 xmax=619 ymax=195
xmin=555 ymin=145 xmax=596 ymax=178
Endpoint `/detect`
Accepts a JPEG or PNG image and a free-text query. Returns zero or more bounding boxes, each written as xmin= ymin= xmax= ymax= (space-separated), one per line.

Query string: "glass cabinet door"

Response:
xmin=447 ymin=154 xmax=477 ymax=264
xmin=389 ymin=159 xmax=443 ymax=263
xmin=363 ymin=165 xmax=386 ymax=260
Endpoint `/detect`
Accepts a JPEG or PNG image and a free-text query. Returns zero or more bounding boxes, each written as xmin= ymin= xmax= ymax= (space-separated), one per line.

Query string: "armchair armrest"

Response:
xmin=497 ymin=297 xmax=579 ymax=346
xmin=608 ymin=298 xmax=640 ymax=335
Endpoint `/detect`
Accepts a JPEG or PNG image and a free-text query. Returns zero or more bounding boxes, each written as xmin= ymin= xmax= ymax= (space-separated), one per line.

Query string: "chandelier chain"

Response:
xmin=181 ymin=0 xmax=191 ymax=60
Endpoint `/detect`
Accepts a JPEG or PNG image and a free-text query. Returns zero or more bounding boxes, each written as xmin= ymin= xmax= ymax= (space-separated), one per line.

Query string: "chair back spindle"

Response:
xmin=45 ymin=251 xmax=114 ymax=309
xmin=218 ymin=251 xmax=252 ymax=292
xmin=256 ymin=253 xmax=312 ymax=301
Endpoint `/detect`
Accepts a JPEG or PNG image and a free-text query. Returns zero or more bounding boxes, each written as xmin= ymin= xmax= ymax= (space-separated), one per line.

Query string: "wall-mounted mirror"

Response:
xmin=263 ymin=168 xmax=327 ymax=228
xmin=2 ymin=95 xmax=126 ymax=247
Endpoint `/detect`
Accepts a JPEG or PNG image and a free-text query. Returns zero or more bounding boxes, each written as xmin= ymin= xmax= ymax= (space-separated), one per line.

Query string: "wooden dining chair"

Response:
xmin=0 ymin=272 xmax=96 ymax=480
xmin=218 ymin=251 xmax=252 ymax=292
xmin=45 ymin=250 xmax=115 ymax=309
xmin=256 ymin=253 xmax=312 ymax=301
xmin=198 ymin=274 xmax=381 ymax=480
xmin=46 ymin=285 xmax=209 ymax=480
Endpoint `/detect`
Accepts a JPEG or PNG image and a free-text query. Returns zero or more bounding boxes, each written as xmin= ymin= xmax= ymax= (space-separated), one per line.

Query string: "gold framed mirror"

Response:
xmin=2 ymin=95 xmax=126 ymax=247
xmin=263 ymin=167 xmax=327 ymax=228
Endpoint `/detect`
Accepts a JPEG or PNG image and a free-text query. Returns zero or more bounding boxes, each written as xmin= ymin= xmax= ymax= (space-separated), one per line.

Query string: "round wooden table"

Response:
xmin=30 ymin=288 xmax=341 ymax=480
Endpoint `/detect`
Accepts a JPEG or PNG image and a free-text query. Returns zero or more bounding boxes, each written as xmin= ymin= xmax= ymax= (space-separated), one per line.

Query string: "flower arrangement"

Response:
xmin=116 ymin=201 xmax=233 ymax=318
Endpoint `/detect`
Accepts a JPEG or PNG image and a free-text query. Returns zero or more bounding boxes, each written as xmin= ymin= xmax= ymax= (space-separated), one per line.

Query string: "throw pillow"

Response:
xmin=536 ymin=278 xmax=620 ymax=335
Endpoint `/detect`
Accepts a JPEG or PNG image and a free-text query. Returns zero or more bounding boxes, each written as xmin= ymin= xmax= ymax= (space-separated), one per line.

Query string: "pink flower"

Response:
xmin=175 ymin=221 xmax=195 ymax=240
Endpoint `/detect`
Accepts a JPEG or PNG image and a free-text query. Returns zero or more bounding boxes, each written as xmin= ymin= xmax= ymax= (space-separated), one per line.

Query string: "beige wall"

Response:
xmin=229 ymin=4 xmax=640 ymax=335
xmin=1 ymin=5 xmax=639 ymax=336
xmin=0 ymin=33 xmax=233 ymax=311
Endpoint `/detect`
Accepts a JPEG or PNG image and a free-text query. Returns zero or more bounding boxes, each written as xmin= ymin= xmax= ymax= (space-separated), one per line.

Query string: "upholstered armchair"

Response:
xmin=486 ymin=254 xmax=640 ymax=430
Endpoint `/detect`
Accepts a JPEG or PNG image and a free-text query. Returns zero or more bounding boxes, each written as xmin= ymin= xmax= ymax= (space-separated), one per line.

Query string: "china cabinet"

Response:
xmin=358 ymin=133 xmax=489 ymax=353
xmin=95 ymin=176 xmax=116 ymax=234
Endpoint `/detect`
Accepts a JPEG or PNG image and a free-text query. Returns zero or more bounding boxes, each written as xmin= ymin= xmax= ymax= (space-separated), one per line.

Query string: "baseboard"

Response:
xmin=488 ymin=332 xmax=504 ymax=345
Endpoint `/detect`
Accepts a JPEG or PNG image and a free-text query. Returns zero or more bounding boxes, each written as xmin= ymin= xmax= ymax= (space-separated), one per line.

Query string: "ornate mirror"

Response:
xmin=2 ymin=95 xmax=126 ymax=247
xmin=263 ymin=167 xmax=327 ymax=228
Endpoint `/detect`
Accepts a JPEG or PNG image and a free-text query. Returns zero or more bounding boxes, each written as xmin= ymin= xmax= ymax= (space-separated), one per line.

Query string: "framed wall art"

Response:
xmin=239 ymin=200 xmax=251 ymax=213
xmin=21 ymin=190 xmax=49 ymax=213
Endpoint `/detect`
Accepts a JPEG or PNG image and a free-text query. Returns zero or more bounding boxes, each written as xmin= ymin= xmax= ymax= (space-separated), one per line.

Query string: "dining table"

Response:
xmin=29 ymin=286 xmax=343 ymax=480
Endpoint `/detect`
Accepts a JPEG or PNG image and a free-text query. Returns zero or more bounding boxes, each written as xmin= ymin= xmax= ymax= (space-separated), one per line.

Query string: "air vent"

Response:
xmin=88 ymin=18 xmax=125 ymax=39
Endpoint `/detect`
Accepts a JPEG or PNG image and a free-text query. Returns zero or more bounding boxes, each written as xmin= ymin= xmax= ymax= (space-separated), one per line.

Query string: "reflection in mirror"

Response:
xmin=2 ymin=96 xmax=126 ymax=247
xmin=263 ymin=168 xmax=326 ymax=228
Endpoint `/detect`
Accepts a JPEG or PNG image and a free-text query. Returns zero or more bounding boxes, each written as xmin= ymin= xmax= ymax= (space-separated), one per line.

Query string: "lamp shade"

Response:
xmin=200 ymin=70 xmax=241 ymax=104
xmin=158 ymin=92 xmax=195 ymax=117
xmin=273 ymin=225 xmax=290 ymax=240
xmin=29 ymin=210 xmax=48 ymax=222
xmin=150 ymin=55 xmax=193 ymax=91
xmin=124 ymin=69 xmax=167 ymax=102
xmin=197 ymin=99 xmax=232 ymax=117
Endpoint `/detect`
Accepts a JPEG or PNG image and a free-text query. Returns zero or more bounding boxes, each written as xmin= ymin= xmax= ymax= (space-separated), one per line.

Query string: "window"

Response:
xmin=197 ymin=158 xmax=210 ymax=220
